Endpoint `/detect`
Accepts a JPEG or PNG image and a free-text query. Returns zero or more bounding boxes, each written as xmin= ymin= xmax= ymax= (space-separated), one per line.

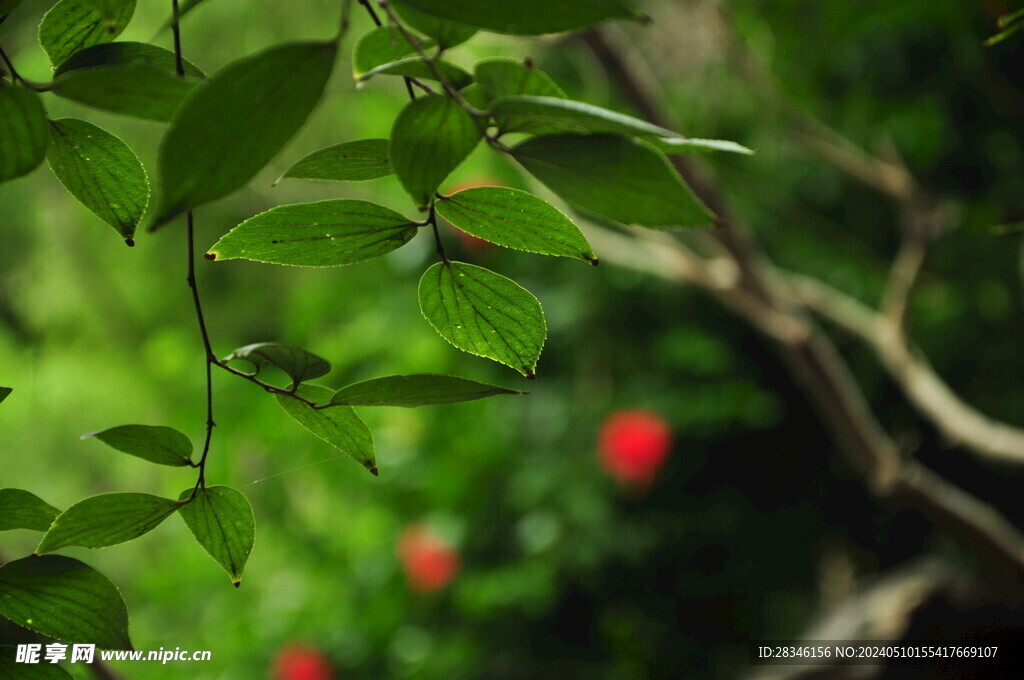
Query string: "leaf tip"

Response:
xmin=588 ymin=256 xmax=600 ymax=266
xmin=524 ymin=371 xmax=537 ymax=381
xmin=204 ymin=252 xmax=217 ymax=261
xmin=369 ymin=466 xmax=380 ymax=477
xmin=232 ymin=580 xmax=242 ymax=588
xmin=124 ymin=237 xmax=136 ymax=248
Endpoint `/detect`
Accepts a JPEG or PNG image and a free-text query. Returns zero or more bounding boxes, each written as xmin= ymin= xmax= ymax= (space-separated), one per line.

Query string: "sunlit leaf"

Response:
xmin=276 ymin=384 xmax=377 ymax=475
xmin=0 ymin=489 xmax=60 ymax=532
xmin=329 ymin=374 xmax=523 ymax=407
xmin=0 ymin=555 xmax=131 ymax=649
xmin=83 ymin=424 xmax=193 ymax=467
xmin=281 ymin=139 xmax=393 ymax=182
xmin=36 ymin=493 xmax=181 ymax=553
xmin=210 ymin=200 xmax=418 ymax=266
xmin=222 ymin=342 xmax=330 ymax=384
xmin=352 ymin=25 xmax=434 ymax=76
xmin=177 ymin=486 xmax=254 ymax=587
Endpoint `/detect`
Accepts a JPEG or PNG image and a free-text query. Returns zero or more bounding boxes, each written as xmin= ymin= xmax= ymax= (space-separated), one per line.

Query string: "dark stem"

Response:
xmin=0 ymin=44 xmax=21 ymax=83
xmin=426 ymin=202 xmax=448 ymax=263
xmin=171 ymin=0 xmax=185 ymax=77
xmin=359 ymin=0 xmax=382 ymax=26
xmin=186 ymin=212 xmax=216 ymax=490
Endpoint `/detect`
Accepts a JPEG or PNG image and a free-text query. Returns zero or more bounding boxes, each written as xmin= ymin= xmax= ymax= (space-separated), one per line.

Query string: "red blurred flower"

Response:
xmin=598 ymin=410 xmax=673 ymax=485
xmin=272 ymin=643 xmax=333 ymax=680
xmin=398 ymin=525 xmax=460 ymax=593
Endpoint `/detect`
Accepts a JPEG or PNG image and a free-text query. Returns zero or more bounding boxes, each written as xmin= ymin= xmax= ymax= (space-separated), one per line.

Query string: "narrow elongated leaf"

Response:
xmin=393 ymin=1 xmax=476 ymax=48
xmin=83 ymin=424 xmax=193 ymax=466
xmin=222 ymin=342 xmax=330 ymax=384
xmin=489 ymin=95 xmax=679 ymax=138
xmin=436 ymin=187 xmax=596 ymax=262
xmin=275 ymin=384 xmax=376 ymax=474
xmin=512 ymin=134 xmax=714 ymax=228
xmin=36 ymin=493 xmax=181 ymax=553
xmin=418 ymin=261 xmax=546 ymax=376
xmin=46 ymin=119 xmax=149 ymax=241
xmin=38 ymin=0 xmax=136 ymax=68
xmin=352 ymin=25 xmax=434 ymax=76
xmin=209 ymin=200 xmax=418 ymax=267
xmin=282 ymin=139 xmax=392 ymax=182
xmin=0 ymin=555 xmax=131 ymax=649
xmin=396 ymin=0 xmax=643 ymax=35
xmin=153 ymin=41 xmax=337 ymax=227
xmin=0 ymin=386 xmax=10 ymax=404
xmin=0 ymin=489 xmax=60 ymax=532
xmin=0 ymin=656 xmax=73 ymax=679
xmin=177 ymin=486 xmax=254 ymax=586
xmin=474 ymin=58 xmax=565 ymax=103
xmin=0 ymin=87 xmax=48 ymax=184
xmin=54 ymin=41 xmax=204 ymax=78
xmin=390 ymin=95 xmax=482 ymax=206
xmin=652 ymin=137 xmax=755 ymax=155
xmin=81 ymin=0 xmax=131 ymax=19
xmin=52 ymin=64 xmax=202 ymax=122
xmin=359 ymin=57 xmax=472 ymax=89
xmin=329 ymin=374 xmax=523 ymax=407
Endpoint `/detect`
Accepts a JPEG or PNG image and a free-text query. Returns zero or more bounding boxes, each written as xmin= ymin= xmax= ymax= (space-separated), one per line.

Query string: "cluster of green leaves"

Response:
xmin=0 ymin=0 xmax=748 ymax=666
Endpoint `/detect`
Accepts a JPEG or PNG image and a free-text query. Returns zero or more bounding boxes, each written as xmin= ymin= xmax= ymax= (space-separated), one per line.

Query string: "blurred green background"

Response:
xmin=2 ymin=1 xmax=1023 ymax=678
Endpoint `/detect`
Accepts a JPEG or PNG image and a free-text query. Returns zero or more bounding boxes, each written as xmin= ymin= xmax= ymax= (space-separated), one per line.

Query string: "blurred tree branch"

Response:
xmin=579 ymin=27 xmax=1024 ymax=594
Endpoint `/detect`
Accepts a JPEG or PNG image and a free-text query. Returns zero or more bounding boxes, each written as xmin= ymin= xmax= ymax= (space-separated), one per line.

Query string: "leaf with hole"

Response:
xmin=275 ymin=384 xmax=376 ymax=475
xmin=223 ymin=342 xmax=330 ymax=384
xmin=0 ymin=87 xmax=48 ymax=184
xmin=83 ymin=424 xmax=193 ymax=466
xmin=359 ymin=57 xmax=472 ymax=89
xmin=0 ymin=555 xmax=131 ymax=649
xmin=38 ymin=0 xmax=136 ymax=68
xmin=177 ymin=486 xmax=254 ymax=587
xmin=419 ymin=261 xmax=546 ymax=376
xmin=329 ymin=374 xmax=523 ymax=407
xmin=46 ymin=119 xmax=149 ymax=241
xmin=512 ymin=134 xmax=714 ymax=228
xmin=210 ymin=200 xmax=418 ymax=267
xmin=352 ymin=25 xmax=435 ymax=76
xmin=395 ymin=0 xmax=643 ymax=35
xmin=0 ymin=489 xmax=60 ymax=532
xmin=36 ymin=493 xmax=181 ymax=553
xmin=393 ymin=0 xmax=477 ymax=48
xmin=390 ymin=95 xmax=482 ymax=206
xmin=153 ymin=41 xmax=337 ymax=227
xmin=436 ymin=187 xmax=595 ymax=262
xmin=281 ymin=139 xmax=392 ymax=182
xmin=54 ymin=41 xmax=204 ymax=78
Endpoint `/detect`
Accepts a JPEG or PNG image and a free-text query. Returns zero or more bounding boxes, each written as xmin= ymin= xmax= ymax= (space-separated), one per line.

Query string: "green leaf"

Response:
xmin=0 ymin=655 xmax=73 ymax=679
xmin=329 ymin=374 xmax=523 ymax=407
xmin=177 ymin=486 xmax=254 ymax=587
xmin=0 ymin=0 xmax=25 ymax=18
xmin=36 ymin=493 xmax=181 ymax=553
xmin=222 ymin=342 xmax=330 ymax=384
xmin=418 ymin=261 xmax=546 ymax=376
xmin=474 ymin=58 xmax=566 ymax=110
xmin=51 ymin=64 xmax=202 ymax=122
xmin=352 ymin=25 xmax=434 ymax=77
xmin=395 ymin=0 xmax=643 ymax=35
xmin=393 ymin=1 xmax=477 ymax=48
xmin=54 ymin=41 xmax=204 ymax=78
xmin=653 ymin=137 xmax=754 ymax=155
xmin=0 ymin=86 xmax=48 ymax=184
xmin=153 ymin=41 xmax=337 ymax=227
xmin=0 ymin=386 xmax=10 ymax=404
xmin=512 ymin=134 xmax=714 ymax=228
xmin=489 ymin=95 xmax=679 ymax=138
xmin=358 ymin=57 xmax=472 ymax=89
xmin=436 ymin=187 xmax=596 ymax=262
xmin=38 ymin=0 xmax=136 ymax=68
xmin=46 ymin=119 xmax=149 ymax=241
xmin=0 ymin=555 xmax=131 ymax=649
xmin=80 ymin=0 xmax=131 ymax=19
xmin=281 ymin=139 xmax=392 ymax=182
xmin=275 ymin=384 xmax=376 ymax=475
xmin=0 ymin=489 xmax=61 ymax=532
xmin=83 ymin=424 xmax=193 ymax=466
xmin=390 ymin=95 xmax=482 ymax=206
xmin=209 ymin=200 xmax=418 ymax=267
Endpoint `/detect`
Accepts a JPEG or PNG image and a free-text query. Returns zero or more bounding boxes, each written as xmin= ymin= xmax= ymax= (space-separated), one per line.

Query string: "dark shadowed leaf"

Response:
xmin=46 ymin=119 xmax=149 ymax=240
xmin=83 ymin=424 xmax=193 ymax=466
xmin=276 ymin=384 xmax=376 ymax=474
xmin=0 ymin=656 xmax=73 ymax=678
xmin=0 ymin=0 xmax=25 ymax=18
xmin=436 ymin=186 xmax=596 ymax=262
xmin=54 ymin=41 xmax=204 ymax=78
xmin=352 ymin=25 xmax=434 ymax=76
xmin=51 ymin=64 xmax=202 ymax=122
xmin=0 ymin=87 xmax=48 ymax=184
xmin=281 ymin=139 xmax=392 ymax=182
xmin=0 ymin=555 xmax=131 ymax=649
xmin=210 ymin=200 xmax=418 ymax=267
xmin=512 ymin=134 xmax=714 ymax=228
xmin=153 ymin=41 xmax=337 ymax=227
xmin=38 ymin=0 xmax=136 ymax=68
xmin=396 ymin=0 xmax=643 ymax=35
xmin=390 ymin=95 xmax=482 ymax=206
xmin=419 ymin=261 xmax=546 ymax=376
xmin=358 ymin=57 xmax=472 ymax=89
xmin=36 ymin=493 xmax=181 ymax=553
xmin=0 ymin=386 xmax=10 ymax=404
xmin=0 ymin=489 xmax=60 ymax=532
xmin=393 ymin=1 xmax=477 ymax=48
xmin=223 ymin=342 xmax=330 ymax=384
xmin=177 ymin=486 xmax=254 ymax=586
xmin=329 ymin=374 xmax=523 ymax=407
